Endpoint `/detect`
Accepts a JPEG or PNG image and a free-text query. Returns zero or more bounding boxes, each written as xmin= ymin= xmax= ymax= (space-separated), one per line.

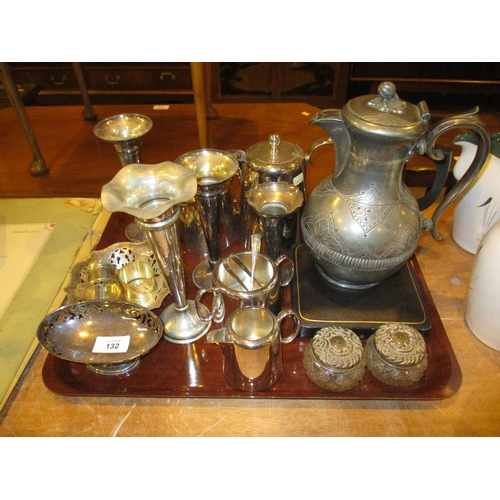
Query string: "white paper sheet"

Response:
xmin=0 ymin=223 xmax=56 ymax=318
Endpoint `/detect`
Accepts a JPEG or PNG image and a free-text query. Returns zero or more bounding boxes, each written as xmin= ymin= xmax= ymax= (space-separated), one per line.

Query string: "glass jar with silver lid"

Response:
xmin=366 ymin=322 xmax=428 ymax=386
xmin=303 ymin=326 xmax=366 ymax=392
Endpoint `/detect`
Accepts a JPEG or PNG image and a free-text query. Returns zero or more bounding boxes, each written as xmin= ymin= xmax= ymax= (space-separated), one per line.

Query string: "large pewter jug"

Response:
xmin=301 ymin=82 xmax=490 ymax=289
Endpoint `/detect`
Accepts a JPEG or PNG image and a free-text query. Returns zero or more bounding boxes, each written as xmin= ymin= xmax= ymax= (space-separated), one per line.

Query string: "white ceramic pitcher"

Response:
xmin=466 ymin=217 xmax=500 ymax=351
xmin=452 ymin=133 xmax=500 ymax=254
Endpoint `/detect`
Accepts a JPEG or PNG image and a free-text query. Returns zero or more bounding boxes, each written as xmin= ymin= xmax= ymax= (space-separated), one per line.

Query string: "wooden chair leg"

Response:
xmin=190 ymin=62 xmax=208 ymax=148
xmin=72 ymin=63 xmax=97 ymax=121
xmin=0 ymin=62 xmax=49 ymax=177
xmin=203 ymin=63 xmax=218 ymax=120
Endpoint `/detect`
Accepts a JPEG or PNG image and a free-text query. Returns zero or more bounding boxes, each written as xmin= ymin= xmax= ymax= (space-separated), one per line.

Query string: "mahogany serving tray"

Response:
xmin=42 ymin=212 xmax=462 ymax=400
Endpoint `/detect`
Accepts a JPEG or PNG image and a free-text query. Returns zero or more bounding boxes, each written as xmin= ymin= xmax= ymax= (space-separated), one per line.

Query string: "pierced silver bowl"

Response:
xmin=37 ymin=300 xmax=163 ymax=375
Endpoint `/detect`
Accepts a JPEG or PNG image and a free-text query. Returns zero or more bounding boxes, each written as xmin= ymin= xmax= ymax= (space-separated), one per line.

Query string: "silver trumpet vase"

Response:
xmin=175 ymin=149 xmax=240 ymax=289
xmin=94 ymin=113 xmax=153 ymax=167
xmin=101 ymin=161 xmax=212 ymax=344
xmin=94 ymin=113 xmax=154 ymax=242
xmin=246 ymin=181 xmax=304 ymax=261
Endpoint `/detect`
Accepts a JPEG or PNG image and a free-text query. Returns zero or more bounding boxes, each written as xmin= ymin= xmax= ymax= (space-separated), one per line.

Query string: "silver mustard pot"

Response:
xmin=238 ymin=133 xmax=307 ymax=247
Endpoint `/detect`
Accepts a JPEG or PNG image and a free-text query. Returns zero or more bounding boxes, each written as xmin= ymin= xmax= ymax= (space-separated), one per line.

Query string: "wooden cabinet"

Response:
xmin=348 ymin=62 xmax=500 ymax=111
xmin=212 ymin=62 xmax=350 ymax=108
xmin=5 ymin=62 xmax=500 ymax=111
xmin=7 ymin=62 xmax=195 ymax=105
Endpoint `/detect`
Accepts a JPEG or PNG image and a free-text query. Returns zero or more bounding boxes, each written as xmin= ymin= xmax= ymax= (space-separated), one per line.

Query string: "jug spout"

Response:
xmin=309 ymin=109 xmax=351 ymax=176
xmin=206 ymin=327 xmax=232 ymax=344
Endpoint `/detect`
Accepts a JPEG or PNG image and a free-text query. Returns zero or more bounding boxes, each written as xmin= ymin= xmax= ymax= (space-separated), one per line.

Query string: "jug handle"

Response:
xmin=415 ymin=146 xmax=453 ymax=211
xmin=306 ymin=136 xmax=333 ymax=164
xmin=276 ymin=308 xmax=301 ymax=344
xmin=274 ymin=254 xmax=294 ymax=286
xmin=421 ymin=107 xmax=491 ymax=241
xmin=195 ymin=287 xmax=225 ymax=324
xmin=228 ymin=149 xmax=246 ymax=187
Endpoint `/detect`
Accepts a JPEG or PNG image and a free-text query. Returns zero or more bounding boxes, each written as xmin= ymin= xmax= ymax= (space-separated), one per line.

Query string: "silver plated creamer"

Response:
xmin=302 ymin=82 xmax=491 ymax=289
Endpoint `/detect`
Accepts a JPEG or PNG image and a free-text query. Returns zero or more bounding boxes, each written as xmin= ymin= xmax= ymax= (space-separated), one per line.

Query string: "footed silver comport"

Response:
xmin=36 ymin=300 xmax=163 ymax=375
xmin=101 ymin=161 xmax=212 ymax=344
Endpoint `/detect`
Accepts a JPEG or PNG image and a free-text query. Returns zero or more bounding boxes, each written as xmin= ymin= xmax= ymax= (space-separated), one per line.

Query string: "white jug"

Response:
xmin=466 ymin=217 xmax=500 ymax=351
xmin=452 ymin=133 xmax=500 ymax=254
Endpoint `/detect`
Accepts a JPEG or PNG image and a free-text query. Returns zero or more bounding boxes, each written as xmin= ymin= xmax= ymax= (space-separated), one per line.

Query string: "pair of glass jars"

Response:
xmin=303 ymin=323 xmax=428 ymax=392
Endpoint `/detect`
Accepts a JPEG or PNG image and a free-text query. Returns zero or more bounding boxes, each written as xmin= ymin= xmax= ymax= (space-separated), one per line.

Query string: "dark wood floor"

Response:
xmin=1 ymin=101 xmax=499 ymax=199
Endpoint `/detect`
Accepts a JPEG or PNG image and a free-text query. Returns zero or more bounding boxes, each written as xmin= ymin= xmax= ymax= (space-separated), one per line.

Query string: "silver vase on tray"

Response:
xmin=101 ymin=161 xmax=212 ymax=344
xmin=94 ymin=113 xmax=154 ymax=243
xmin=175 ymin=149 xmax=240 ymax=289
xmin=94 ymin=113 xmax=153 ymax=167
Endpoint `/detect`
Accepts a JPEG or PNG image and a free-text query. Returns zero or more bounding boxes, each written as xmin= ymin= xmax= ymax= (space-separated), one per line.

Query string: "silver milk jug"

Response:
xmin=301 ymin=81 xmax=491 ymax=289
xmin=207 ymin=306 xmax=300 ymax=392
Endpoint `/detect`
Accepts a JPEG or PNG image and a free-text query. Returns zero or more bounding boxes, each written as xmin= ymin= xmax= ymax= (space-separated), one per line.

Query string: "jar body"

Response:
xmin=304 ymin=343 xmax=366 ymax=392
xmin=365 ymin=332 xmax=428 ymax=386
xmin=303 ymin=326 xmax=366 ymax=392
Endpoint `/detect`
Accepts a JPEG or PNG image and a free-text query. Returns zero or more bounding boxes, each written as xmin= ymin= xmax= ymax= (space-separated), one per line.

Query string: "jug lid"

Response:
xmin=372 ymin=323 xmax=427 ymax=368
xmin=310 ymin=326 xmax=364 ymax=371
xmin=245 ymin=134 xmax=305 ymax=174
xmin=343 ymin=82 xmax=430 ymax=138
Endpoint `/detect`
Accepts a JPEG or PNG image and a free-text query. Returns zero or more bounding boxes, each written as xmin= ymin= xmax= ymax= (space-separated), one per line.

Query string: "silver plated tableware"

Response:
xmin=94 ymin=113 xmax=153 ymax=167
xmin=246 ymin=181 xmax=304 ymax=261
xmin=64 ymin=241 xmax=170 ymax=310
xmin=303 ymin=81 xmax=491 ymax=289
xmin=206 ymin=306 xmax=300 ymax=392
xmin=237 ymin=133 xmax=307 ymax=248
xmin=37 ymin=300 xmax=163 ymax=375
xmin=94 ymin=113 xmax=154 ymax=243
xmin=101 ymin=161 xmax=212 ymax=344
xmin=196 ymin=251 xmax=293 ymax=319
xmin=175 ymin=149 xmax=240 ymax=289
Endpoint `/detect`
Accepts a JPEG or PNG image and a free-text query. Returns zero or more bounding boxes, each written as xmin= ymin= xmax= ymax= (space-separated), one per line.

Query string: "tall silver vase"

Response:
xmin=101 ymin=161 xmax=211 ymax=344
xmin=94 ymin=113 xmax=153 ymax=242
xmin=175 ymin=149 xmax=240 ymax=289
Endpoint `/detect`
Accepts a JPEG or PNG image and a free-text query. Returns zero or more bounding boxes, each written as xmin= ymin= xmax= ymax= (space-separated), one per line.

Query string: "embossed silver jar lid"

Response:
xmin=343 ymin=81 xmax=430 ymax=139
xmin=310 ymin=326 xmax=364 ymax=371
xmin=245 ymin=134 xmax=305 ymax=174
xmin=372 ymin=323 xmax=427 ymax=368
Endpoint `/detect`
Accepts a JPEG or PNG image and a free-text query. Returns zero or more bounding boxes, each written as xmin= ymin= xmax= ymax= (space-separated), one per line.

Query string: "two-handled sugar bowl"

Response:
xmin=194 ymin=250 xmax=294 ymax=323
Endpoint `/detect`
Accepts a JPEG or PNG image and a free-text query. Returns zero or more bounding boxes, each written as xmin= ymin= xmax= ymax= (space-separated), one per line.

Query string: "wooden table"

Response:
xmin=1 ymin=103 xmax=500 ymax=436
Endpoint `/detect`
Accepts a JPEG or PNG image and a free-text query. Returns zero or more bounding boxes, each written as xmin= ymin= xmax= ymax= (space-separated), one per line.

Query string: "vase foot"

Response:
xmin=160 ymin=300 xmax=211 ymax=344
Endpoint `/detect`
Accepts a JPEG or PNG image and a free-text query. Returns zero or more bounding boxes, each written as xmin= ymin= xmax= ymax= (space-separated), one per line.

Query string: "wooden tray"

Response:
xmin=42 ymin=212 xmax=462 ymax=400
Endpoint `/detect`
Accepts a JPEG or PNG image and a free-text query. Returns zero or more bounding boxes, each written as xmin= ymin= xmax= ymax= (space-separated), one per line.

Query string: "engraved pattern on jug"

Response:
xmin=345 ymin=185 xmax=397 ymax=233
xmin=302 ymin=178 xmax=420 ymax=259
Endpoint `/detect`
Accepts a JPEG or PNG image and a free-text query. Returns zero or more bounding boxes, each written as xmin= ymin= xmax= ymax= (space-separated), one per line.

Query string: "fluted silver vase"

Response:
xmin=101 ymin=161 xmax=212 ymax=344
